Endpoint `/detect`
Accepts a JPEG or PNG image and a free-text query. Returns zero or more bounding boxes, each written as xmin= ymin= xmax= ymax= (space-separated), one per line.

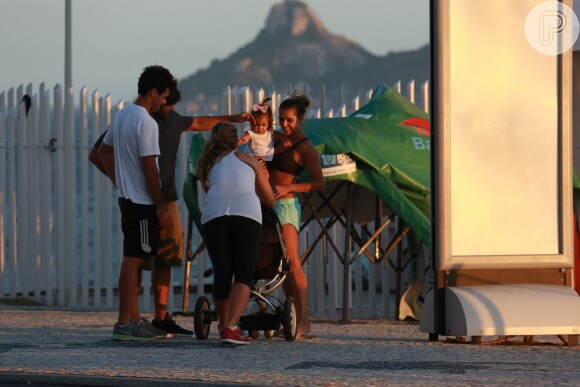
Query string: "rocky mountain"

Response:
xmin=179 ymin=0 xmax=429 ymax=113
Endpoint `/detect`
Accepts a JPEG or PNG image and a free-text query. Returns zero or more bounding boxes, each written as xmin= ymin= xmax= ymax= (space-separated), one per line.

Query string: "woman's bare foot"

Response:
xmin=296 ymin=320 xmax=311 ymax=338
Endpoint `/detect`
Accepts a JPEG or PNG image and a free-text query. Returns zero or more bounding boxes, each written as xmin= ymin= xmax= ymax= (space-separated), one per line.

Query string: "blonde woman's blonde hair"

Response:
xmin=197 ymin=123 xmax=239 ymax=186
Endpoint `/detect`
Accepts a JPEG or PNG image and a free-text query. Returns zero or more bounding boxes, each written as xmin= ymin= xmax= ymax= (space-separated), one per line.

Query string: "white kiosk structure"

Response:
xmin=420 ymin=0 xmax=580 ymax=345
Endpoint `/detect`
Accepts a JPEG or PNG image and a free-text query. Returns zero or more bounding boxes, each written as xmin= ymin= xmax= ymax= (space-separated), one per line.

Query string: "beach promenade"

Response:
xmin=0 ymin=306 xmax=578 ymax=386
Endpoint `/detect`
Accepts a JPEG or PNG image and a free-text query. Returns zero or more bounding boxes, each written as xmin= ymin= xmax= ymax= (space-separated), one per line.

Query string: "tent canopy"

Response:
xmin=184 ymin=84 xmax=431 ymax=246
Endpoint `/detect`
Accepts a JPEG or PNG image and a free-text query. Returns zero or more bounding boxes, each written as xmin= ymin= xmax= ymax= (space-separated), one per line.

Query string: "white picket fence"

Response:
xmin=0 ymin=80 xmax=429 ymax=320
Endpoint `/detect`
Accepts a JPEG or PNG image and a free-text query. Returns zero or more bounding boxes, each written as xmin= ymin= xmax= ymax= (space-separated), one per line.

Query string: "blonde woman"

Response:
xmin=197 ymin=123 xmax=275 ymax=345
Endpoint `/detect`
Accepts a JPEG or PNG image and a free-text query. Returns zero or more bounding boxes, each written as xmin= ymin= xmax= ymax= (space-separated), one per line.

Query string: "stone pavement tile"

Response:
xmin=0 ymin=309 xmax=579 ymax=386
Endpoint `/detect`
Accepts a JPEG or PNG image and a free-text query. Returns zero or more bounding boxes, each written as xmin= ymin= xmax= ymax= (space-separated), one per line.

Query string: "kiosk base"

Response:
xmin=420 ymin=284 xmax=580 ymax=344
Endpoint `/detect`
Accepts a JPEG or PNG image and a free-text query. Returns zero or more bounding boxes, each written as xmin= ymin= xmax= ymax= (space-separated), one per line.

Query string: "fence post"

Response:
xmin=393 ymin=81 xmax=402 ymax=94
xmin=7 ymin=88 xmax=14 ymax=111
xmin=40 ymin=88 xmax=53 ymax=306
xmin=353 ymin=225 xmax=363 ymax=316
xmin=238 ymin=86 xmax=252 ymax=134
xmin=221 ymin=86 xmax=232 ymax=115
xmin=54 ymin=85 xmax=66 ymax=305
xmin=80 ymin=86 xmax=89 ymax=307
xmin=115 ymin=100 xmax=125 ymax=307
xmin=365 ymin=89 xmax=374 ymax=102
xmin=232 ymin=87 xmax=239 ymax=114
xmin=368 ymin=255 xmax=377 ymax=318
xmin=320 ymin=84 xmax=326 ymax=117
xmin=420 ymin=80 xmax=429 ymax=114
xmin=91 ymin=90 xmax=102 ymax=308
xmin=6 ymin=98 xmax=17 ymax=298
xmin=351 ymin=96 xmax=360 ymax=113
xmin=101 ymin=94 xmax=114 ymax=309
xmin=239 ymin=86 xmax=252 ymax=111
xmin=271 ymin=91 xmax=281 ymax=128
xmin=16 ymin=85 xmax=23 ymax=105
xmin=17 ymin=100 xmax=30 ymax=298
xmin=406 ymin=80 xmax=415 ymax=104
xmin=255 ymin=88 xmax=265 ymax=106
xmin=341 ymin=183 xmax=353 ymax=321
xmin=382 ymin=255 xmax=391 ymax=319
xmin=29 ymin=93 xmax=41 ymax=301
xmin=310 ymin=220 xmax=325 ymax=317
xmin=369 ymin=197 xmax=382 ymax=318
xmin=327 ymin=222 xmax=339 ymax=318
xmin=63 ymin=85 xmax=76 ymax=307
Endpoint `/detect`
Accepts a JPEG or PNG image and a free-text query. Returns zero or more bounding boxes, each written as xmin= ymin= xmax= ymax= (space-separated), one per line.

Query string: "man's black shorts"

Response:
xmin=118 ymin=198 xmax=159 ymax=258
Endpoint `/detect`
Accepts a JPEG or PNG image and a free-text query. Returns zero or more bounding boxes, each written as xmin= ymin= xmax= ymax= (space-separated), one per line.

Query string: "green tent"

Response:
xmin=183 ymin=84 xmax=431 ymax=246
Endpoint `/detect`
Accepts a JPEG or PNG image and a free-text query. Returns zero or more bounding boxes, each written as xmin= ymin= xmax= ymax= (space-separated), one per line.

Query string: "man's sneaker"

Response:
xmin=112 ymin=320 xmax=157 ymax=341
xmin=140 ymin=318 xmax=168 ymax=339
xmin=220 ymin=327 xmax=251 ymax=345
xmin=152 ymin=314 xmax=193 ymax=336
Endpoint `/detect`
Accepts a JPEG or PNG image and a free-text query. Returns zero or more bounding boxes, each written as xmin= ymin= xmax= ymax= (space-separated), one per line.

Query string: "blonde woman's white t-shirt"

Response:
xmin=201 ymin=151 xmax=261 ymax=225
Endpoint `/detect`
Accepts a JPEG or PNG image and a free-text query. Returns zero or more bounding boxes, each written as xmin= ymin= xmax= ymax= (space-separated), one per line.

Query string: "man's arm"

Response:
xmin=186 ymin=112 xmax=255 ymax=132
xmin=140 ymin=155 xmax=169 ymax=228
xmin=88 ymin=131 xmax=108 ymax=175
xmin=98 ymin=143 xmax=116 ymax=186
xmin=89 ymin=145 xmax=107 ymax=175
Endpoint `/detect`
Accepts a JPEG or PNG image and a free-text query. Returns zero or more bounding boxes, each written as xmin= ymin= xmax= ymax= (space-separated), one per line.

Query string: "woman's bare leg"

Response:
xmin=281 ymin=224 xmax=310 ymax=337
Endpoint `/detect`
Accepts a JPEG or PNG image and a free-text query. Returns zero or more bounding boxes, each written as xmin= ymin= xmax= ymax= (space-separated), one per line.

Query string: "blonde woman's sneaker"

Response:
xmin=112 ymin=320 xmax=157 ymax=341
xmin=220 ymin=327 xmax=251 ymax=345
xmin=152 ymin=314 xmax=193 ymax=336
xmin=140 ymin=318 xmax=168 ymax=339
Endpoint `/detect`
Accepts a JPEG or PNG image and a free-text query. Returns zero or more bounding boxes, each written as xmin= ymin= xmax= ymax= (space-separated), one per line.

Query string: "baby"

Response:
xmin=238 ymin=98 xmax=291 ymax=163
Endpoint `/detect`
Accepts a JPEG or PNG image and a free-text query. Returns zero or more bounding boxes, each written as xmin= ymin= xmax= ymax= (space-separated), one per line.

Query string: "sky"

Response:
xmin=0 ymin=0 xmax=429 ymax=103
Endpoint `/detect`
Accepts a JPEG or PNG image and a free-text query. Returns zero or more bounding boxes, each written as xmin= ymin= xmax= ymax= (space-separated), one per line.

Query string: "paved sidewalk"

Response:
xmin=0 ymin=307 xmax=578 ymax=386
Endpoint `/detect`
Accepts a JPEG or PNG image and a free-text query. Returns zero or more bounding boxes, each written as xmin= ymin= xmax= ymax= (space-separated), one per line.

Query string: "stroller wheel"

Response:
xmin=264 ymin=330 xmax=274 ymax=339
xmin=282 ymin=297 xmax=297 ymax=341
xmin=249 ymin=330 xmax=259 ymax=339
xmin=194 ymin=296 xmax=211 ymax=340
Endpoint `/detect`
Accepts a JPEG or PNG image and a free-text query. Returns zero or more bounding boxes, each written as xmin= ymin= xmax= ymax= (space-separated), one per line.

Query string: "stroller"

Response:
xmin=191 ymin=205 xmax=298 ymax=342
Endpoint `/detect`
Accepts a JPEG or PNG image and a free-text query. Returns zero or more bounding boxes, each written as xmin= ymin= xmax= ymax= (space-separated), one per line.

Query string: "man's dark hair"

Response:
xmin=137 ymin=65 xmax=177 ymax=97
xmin=165 ymin=87 xmax=182 ymax=106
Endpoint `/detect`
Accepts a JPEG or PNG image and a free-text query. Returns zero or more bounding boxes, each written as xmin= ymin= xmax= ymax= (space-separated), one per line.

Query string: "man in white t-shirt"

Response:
xmin=99 ymin=65 xmax=176 ymax=341
xmin=89 ymin=88 xmax=255 ymax=337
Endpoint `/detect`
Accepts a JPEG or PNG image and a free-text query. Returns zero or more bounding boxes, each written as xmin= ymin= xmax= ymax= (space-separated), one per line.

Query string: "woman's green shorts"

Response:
xmin=273 ymin=197 xmax=301 ymax=232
